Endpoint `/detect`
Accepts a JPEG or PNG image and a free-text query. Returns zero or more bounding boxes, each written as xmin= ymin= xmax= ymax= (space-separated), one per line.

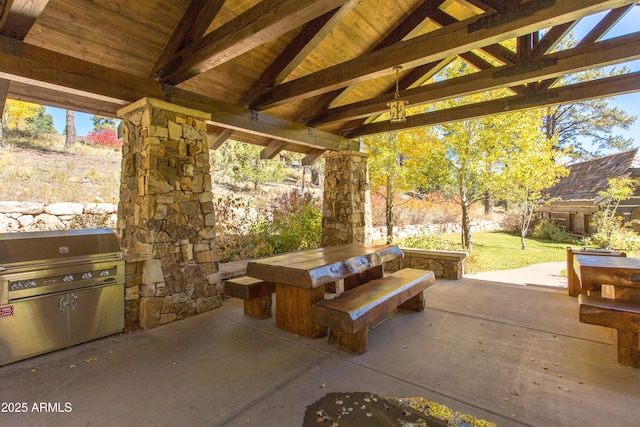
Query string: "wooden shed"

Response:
xmin=540 ymin=148 xmax=640 ymax=234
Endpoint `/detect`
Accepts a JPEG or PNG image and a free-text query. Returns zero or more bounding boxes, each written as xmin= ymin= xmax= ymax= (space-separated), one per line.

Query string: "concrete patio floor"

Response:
xmin=1 ymin=277 xmax=638 ymax=426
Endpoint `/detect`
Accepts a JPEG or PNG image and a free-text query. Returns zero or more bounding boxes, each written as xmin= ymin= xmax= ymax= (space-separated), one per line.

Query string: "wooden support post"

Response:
xmin=244 ymin=295 xmax=273 ymax=319
xmin=399 ymin=292 xmax=425 ymax=312
xmin=329 ymin=328 xmax=368 ymax=355
xmin=275 ymin=283 xmax=327 ymax=338
xmin=616 ymin=330 xmax=640 ymax=367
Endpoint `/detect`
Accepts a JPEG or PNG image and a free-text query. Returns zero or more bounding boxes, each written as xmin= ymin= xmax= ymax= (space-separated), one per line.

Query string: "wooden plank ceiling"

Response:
xmin=0 ymin=0 xmax=639 ymax=163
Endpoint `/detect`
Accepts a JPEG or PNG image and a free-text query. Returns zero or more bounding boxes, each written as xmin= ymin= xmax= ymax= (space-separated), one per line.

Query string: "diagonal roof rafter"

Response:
xmin=158 ymin=0 xmax=351 ymax=85
xmin=342 ymin=71 xmax=640 ymax=138
xmin=248 ymin=0 xmax=634 ymax=111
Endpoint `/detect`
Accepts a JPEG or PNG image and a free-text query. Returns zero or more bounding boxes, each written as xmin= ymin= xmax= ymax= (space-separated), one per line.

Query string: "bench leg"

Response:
xmin=615 ymin=330 xmax=640 ymax=367
xmin=399 ymin=292 xmax=425 ymax=312
xmin=243 ymin=295 xmax=272 ymax=319
xmin=328 ymin=328 xmax=368 ymax=355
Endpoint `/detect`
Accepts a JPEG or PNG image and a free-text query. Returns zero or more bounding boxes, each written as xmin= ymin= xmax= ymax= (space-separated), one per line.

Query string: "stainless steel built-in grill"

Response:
xmin=0 ymin=228 xmax=124 ymax=366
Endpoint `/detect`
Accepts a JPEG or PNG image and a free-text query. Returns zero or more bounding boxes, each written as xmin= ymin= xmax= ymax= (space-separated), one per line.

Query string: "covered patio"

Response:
xmin=2 ymin=2 xmax=640 ymax=425
xmin=2 ymin=276 xmax=638 ymax=426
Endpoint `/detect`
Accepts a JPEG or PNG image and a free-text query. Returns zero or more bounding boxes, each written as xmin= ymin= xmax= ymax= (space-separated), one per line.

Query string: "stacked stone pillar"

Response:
xmin=116 ymin=98 xmax=220 ymax=330
xmin=322 ymin=150 xmax=372 ymax=245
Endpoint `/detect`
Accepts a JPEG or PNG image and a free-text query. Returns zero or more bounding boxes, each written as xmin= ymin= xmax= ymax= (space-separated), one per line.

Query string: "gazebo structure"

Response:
xmin=1 ymin=1 xmax=640 ymax=329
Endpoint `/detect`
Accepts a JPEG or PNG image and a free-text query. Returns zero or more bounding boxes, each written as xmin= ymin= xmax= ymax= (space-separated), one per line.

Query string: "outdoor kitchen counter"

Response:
xmin=245 ymin=244 xmax=403 ymax=338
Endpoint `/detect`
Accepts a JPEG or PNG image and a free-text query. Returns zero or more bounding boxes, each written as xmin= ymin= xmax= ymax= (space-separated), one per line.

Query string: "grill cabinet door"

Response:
xmin=68 ymin=283 xmax=124 ymax=346
xmin=0 ymin=293 xmax=69 ymax=365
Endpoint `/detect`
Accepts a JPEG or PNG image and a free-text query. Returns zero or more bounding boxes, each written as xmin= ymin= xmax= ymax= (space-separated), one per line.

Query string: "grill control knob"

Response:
xmin=63 ymin=275 xmax=74 ymax=282
xmin=10 ymin=281 xmax=23 ymax=290
xmin=82 ymin=272 xmax=93 ymax=280
xmin=99 ymin=270 xmax=110 ymax=277
xmin=24 ymin=280 xmax=37 ymax=288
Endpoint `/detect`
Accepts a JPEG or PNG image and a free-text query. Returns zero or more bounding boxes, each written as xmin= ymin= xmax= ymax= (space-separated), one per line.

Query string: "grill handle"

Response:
xmin=59 ymin=296 xmax=68 ymax=312
xmin=70 ymin=294 xmax=78 ymax=310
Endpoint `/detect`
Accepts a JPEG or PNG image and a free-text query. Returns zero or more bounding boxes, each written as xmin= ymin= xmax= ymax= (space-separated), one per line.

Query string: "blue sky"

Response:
xmin=45 ymin=7 xmax=640 ymax=147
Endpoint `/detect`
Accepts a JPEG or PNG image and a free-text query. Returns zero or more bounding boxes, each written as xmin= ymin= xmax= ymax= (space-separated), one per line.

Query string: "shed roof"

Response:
xmin=545 ymin=148 xmax=640 ymax=203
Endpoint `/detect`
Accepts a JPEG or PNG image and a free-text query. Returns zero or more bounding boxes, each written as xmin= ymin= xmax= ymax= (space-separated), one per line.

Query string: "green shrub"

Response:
xmin=402 ymin=232 xmax=460 ymax=251
xmin=213 ymin=190 xmax=323 ymax=263
xmin=531 ymin=219 xmax=576 ymax=243
xmin=255 ymin=189 xmax=322 ymax=253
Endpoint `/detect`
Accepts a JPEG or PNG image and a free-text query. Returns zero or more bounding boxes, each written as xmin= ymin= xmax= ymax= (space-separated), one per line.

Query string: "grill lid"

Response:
xmin=0 ymin=228 xmax=121 ymax=269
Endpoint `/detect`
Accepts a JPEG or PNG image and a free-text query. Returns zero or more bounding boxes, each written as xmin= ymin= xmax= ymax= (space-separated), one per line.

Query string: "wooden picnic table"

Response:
xmin=245 ymin=244 xmax=403 ymax=338
xmin=566 ymin=247 xmax=625 ymax=296
xmin=574 ymin=254 xmax=640 ymax=367
xmin=573 ymin=254 xmax=640 ymax=299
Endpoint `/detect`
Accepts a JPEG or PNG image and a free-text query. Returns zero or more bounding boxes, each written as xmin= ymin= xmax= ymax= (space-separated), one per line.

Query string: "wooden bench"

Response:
xmin=310 ymin=268 xmax=435 ymax=354
xmin=578 ymin=294 xmax=640 ymax=367
xmin=224 ymin=276 xmax=275 ymax=319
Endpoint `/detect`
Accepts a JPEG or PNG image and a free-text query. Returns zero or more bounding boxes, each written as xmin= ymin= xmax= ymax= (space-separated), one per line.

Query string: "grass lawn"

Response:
xmin=440 ymin=231 xmax=569 ymax=274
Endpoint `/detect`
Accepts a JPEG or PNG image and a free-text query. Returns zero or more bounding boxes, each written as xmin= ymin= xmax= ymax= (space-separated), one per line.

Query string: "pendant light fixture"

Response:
xmin=387 ymin=66 xmax=408 ymax=123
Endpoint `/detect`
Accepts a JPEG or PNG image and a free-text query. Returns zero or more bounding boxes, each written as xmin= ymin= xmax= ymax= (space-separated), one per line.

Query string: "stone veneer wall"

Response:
xmin=385 ymin=248 xmax=468 ymax=280
xmin=322 ymin=150 xmax=371 ymax=245
xmin=117 ymin=98 xmax=220 ymax=330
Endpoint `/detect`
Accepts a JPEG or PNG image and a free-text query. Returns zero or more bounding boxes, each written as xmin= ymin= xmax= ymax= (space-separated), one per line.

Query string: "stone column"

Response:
xmin=116 ymin=98 xmax=220 ymax=330
xmin=322 ymin=150 xmax=372 ymax=245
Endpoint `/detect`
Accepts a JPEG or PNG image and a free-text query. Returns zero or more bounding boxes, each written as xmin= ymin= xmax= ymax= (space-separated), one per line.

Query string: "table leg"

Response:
xmin=616 ymin=330 xmax=640 ymax=367
xmin=275 ymin=283 xmax=327 ymax=338
xmin=344 ymin=265 xmax=384 ymax=291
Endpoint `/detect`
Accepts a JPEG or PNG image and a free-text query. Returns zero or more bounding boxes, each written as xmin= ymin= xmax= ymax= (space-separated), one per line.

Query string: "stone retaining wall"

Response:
xmin=385 ymin=248 xmax=468 ymax=280
xmin=371 ymin=220 xmax=501 ymax=243
xmin=0 ymin=201 xmax=117 ymax=233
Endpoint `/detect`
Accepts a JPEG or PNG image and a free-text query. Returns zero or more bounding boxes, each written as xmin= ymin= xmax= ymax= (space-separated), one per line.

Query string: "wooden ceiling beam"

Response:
xmin=251 ymin=0 xmax=633 ymax=110
xmin=207 ymin=127 xmax=234 ymax=150
xmin=260 ymin=140 xmax=288 ymax=159
xmin=529 ymin=21 xmax=575 ymax=60
xmin=0 ymin=1 xmax=15 ymax=30
xmin=302 ymin=149 xmax=326 ymax=166
xmin=242 ymin=0 xmax=358 ymax=106
xmin=7 ymin=80 xmax=119 ymax=117
xmin=343 ymin=71 xmax=640 ymax=137
xmin=464 ymin=0 xmax=506 ymax=12
xmin=0 ymin=78 xmax=9 ymax=118
xmin=149 ymin=0 xmax=225 ymax=79
xmin=308 ymin=0 xmax=446 ymax=115
xmin=0 ymin=35 xmax=355 ymax=152
xmin=167 ymin=86 xmax=358 ymax=152
xmin=477 ymin=43 xmax=517 ymax=65
xmin=158 ymin=0 xmax=350 ymax=85
xmin=0 ymin=0 xmax=48 ymax=40
xmin=459 ymin=0 xmax=497 ymax=13
xmin=578 ymin=4 xmax=635 ymax=46
xmin=307 ymin=31 xmax=640 ymax=126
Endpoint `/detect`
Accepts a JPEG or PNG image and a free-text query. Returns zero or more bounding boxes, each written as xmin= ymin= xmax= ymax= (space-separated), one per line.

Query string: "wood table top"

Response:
xmin=574 ymin=255 xmax=640 ymax=290
xmin=246 ymin=244 xmax=403 ymax=289
xmin=574 ymin=255 xmax=640 ymax=269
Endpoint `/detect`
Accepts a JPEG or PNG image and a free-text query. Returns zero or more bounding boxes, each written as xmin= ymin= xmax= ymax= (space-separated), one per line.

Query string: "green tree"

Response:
xmin=543 ymin=34 xmax=637 ymax=159
xmin=27 ymin=105 xmax=55 ymax=133
xmin=90 ymin=115 xmax=117 ymax=131
xmin=590 ymin=177 xmax=638 ymax=250
xmin=491 ymin=109 xmax=568 ymax=249
xmin=365 ymin=130 xmax=434 ymax=243
xmin=212 ymin=139 xmax=285 ymax=190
